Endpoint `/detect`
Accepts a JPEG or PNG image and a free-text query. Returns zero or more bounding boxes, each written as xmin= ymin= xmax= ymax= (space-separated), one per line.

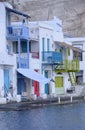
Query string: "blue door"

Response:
xmin=45 ymin=71 xmax=49 ymax=94
xmin=4 ymin=69 xmax=10 ymax=95
xmin=42 ymin=38 xmax=45 ymax=61
xmin=17 ymin=78 xmax=26 ymax=95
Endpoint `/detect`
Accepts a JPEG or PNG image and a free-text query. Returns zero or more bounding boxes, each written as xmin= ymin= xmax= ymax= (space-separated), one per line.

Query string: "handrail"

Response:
xmin=7 ymin=25 xmax=29 ymax=38
xmin=42 ymin=51 xmax=62 ymax=63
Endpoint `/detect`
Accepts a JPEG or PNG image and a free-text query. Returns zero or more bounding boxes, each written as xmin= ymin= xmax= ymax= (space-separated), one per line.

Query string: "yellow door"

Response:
xmin=55 ymin=76 xmax=64 ymax=94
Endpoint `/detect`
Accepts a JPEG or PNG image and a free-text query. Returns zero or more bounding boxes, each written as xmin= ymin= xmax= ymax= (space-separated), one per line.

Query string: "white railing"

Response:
xmin=29 ymin=27 xmax=39 ymax=40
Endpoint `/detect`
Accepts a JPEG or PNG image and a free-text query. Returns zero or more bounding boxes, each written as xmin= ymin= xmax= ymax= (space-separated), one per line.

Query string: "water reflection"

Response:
xmin=0 ymin=103 xmax=85 ymax=130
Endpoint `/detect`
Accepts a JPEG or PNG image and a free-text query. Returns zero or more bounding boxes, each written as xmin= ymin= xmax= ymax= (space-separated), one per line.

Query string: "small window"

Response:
xmin=13 ymin=41 xmax=18 ymax=53
xmin=73 ymin=52 xmax=82 ymax=61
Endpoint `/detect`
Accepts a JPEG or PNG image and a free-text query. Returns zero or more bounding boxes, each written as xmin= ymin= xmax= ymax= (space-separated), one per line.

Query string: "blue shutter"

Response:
xmin=21 ymin=42 xmax=27 ymax=53
xmin=4 ymin=69 xmax=10 ymax=95
xmin=42 ymin=38 xmax=45 ymax=61
xmin=42 ymin=38 xmax=45 ymax=52
xmin=47 ymin=38 xmax=50 ymax=51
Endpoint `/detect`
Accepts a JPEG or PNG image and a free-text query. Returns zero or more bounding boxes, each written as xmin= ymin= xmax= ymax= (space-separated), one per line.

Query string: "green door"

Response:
xmin=55 ymin=76 xmax=64 ymax=94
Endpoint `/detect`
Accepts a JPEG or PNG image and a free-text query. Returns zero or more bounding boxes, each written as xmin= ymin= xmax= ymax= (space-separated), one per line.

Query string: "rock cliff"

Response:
xmin=2 ymin=0 xmax=85 ymax=37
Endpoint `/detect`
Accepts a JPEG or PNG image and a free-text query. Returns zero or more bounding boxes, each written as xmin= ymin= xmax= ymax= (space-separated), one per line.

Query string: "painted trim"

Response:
xmin=47 ymin=38 xmax=50 ymax=51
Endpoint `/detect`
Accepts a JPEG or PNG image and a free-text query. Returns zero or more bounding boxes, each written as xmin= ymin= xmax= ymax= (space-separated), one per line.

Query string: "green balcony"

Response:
xmin=55 ymin=60 xmax=80 ymax=72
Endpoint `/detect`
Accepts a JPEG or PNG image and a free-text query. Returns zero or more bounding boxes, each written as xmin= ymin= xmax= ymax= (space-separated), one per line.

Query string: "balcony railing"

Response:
xmin=17 ymin=57 xmax=28 ymax=68
xmin=29 ymin=27 xmax=39 ymax=40
xmin=42 ymin=51 xmax=62 ymax=64
xmin=7 ymin=25 xmax=29 ymax=40
xmin=55 ymin=60 xmax=80 ymax=72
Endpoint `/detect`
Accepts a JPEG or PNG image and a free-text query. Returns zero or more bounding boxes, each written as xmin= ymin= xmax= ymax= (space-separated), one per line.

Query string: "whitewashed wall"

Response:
xmin=0 ymin=3 xmax=17 ymax=97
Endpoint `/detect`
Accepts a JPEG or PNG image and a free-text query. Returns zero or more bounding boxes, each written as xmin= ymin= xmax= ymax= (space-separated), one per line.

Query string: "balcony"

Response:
xmin=17 ymin=57 xmax=28 ymax=68
xmin=7 ymin=25 xmax=29 ymax=41
xmin=42 ymin=51 xmax=62 ymax=64
xmin=55 ymin=60 xmax=80 ymax=72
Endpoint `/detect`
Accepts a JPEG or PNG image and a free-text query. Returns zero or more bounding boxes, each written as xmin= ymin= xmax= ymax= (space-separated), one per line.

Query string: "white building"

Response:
xmin=29 ymin=17 xmax=82 ymax=98
xmin=0 ymin=2 xmax=82 ymax=102
xmin=0 ymin=2 xmax=17 ymax=103
xmin=65 ymin=37 xmax=85 ymax=85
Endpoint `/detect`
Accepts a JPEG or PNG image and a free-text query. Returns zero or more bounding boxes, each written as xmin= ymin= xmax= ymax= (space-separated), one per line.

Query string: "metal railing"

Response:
xmin=17 ymin=57 xmax=28 ymax=68
xmin=65 ymin=59 xmax=80 ymax=72
xmin=42 ymin=51 xmax=62 ymax=63
xmin=55 ymin=59 xmax=80 ymax=72
xmin=7 ymin=25 xmax=29 ymax=39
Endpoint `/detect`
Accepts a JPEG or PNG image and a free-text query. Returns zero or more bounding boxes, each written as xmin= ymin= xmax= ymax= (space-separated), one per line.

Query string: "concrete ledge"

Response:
xmin=0 ymin=95 xmax=84 ymax=111
xmin=0 ymin=98 xmax=6 ymax=104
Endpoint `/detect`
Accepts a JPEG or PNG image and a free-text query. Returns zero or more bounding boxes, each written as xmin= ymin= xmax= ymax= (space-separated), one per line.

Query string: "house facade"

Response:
xmin=29 ymin=17 xmax=81 ymax=98
xmin=0 ymin=2 xmax=82 ymax=102
xmin=0 ymin=2 xmax=17 ymax=103
xmin=65 ymin=37 xmax=85 ymax=85
xmin=0 ymin=2 xmax=50 ymax=102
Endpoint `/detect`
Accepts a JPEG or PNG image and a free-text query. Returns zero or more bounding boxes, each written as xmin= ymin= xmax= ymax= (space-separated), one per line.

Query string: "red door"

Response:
xmin=34 ymin=70 xmax=39 ymax=96
xmin=34 ymin=81 xmax=39 ymax=96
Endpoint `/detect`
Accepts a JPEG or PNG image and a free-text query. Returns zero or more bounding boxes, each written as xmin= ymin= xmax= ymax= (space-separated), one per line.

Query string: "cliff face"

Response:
xmin=4 ymin=0 xmax=85 ymax=36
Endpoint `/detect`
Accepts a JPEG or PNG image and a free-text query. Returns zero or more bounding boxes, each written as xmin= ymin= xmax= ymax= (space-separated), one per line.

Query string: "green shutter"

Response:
xmin=68 ymin=48 xmax=70 ymax=56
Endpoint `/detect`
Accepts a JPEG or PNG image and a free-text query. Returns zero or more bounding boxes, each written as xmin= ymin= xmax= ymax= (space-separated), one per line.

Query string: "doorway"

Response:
xmin=45 ymin=71 xmax=49 ymax=94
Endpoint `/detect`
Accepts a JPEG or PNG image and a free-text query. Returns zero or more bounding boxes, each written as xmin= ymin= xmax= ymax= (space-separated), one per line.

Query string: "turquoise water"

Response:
xmin=0 ymin=103 xmax=85 ymax=130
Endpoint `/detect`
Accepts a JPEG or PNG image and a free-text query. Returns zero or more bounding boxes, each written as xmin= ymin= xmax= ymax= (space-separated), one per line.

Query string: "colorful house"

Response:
xmin=29 ymin=17 xmax=81 ymax=97
xmin=0 ymin=2 xmax=82 ymax=102
xmin=65 ymin=37 xmax=85 ymax=85
xmin=5 ymin=3 xmax=50 ymax=100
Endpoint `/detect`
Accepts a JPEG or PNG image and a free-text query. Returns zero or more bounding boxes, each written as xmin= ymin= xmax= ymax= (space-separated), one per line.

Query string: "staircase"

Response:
xmin=68 ymin=72 xmax=76 ymax=87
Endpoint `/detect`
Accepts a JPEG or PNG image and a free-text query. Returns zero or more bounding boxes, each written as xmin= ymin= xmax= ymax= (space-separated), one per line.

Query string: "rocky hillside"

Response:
xmin=2 ymin=0 xmax=85 ymax=37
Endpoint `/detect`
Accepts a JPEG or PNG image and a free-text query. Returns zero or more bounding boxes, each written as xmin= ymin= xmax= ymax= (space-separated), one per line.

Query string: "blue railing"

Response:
xmin=17 ymin=57 xmax=28 ymax=68
xmin=7 ymin=25 xmax=29 ymax=40
xmin=42 ymin=51 xmax=62 ymax=63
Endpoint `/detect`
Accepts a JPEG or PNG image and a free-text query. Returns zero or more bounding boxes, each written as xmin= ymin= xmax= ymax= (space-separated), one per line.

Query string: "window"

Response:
xmin=73 ymin=44 xmax=83 ymax=61
xmin=73 ymin=51 xmax=82 ymax=61
xmin=13 ymin=41 xmax=18 ymax=53
xmin=21 ymin=41 xmax=27 ymax=53
xmin=13 ymin=41 xmax=27 ymax=53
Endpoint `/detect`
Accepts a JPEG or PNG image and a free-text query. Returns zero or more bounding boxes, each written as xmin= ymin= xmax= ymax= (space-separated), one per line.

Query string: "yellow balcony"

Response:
xmin=55 ymin=60 xmax=80 ymax=72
